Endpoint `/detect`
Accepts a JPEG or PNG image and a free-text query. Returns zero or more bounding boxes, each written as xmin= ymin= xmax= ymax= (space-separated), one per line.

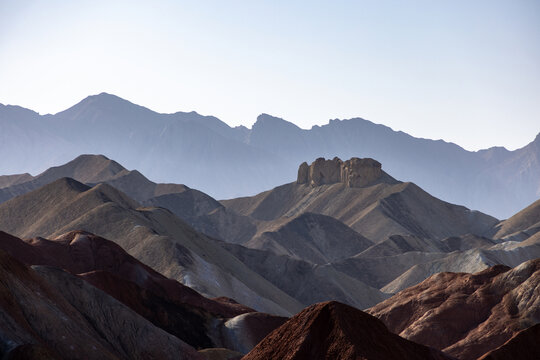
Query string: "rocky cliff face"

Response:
xmin=297 ymin=157 xmax=383 ymax=187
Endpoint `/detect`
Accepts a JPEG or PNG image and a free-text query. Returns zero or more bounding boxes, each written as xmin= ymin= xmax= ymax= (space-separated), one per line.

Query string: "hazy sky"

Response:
xmin=1 ymin=0 xmax=539 ymax=151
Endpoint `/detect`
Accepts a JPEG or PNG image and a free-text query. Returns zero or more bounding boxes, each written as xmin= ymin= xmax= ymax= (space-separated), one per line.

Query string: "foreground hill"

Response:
xmin=0 ymin=247 xmax=203 ymax=360
xmin=223 ymin=157 xmax=498 ymax=242
xmin=1 ymin=93 xmax=539 ymax=218
xmin=368 ymin=258 xmax=540 ymax=360
xmin=0 ymin=230 xmax=287 ymax=356
xmin=243 ymin=301 xmax=451 ymax=360
xmin=479 ymin=324 xmax=540 ymax=360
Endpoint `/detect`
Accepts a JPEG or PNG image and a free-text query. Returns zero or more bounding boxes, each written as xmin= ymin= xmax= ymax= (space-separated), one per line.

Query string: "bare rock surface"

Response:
xmin=219 ymin=240 xmax=388 ymax=309
xmin=219 ymin=312 xmax=288 ymax=354
xmin=0 ymin=178 xmax=303 ymax=316
xmin=245 ymin=212 xmax=373 ymax=264
xmin=198 ymin=348 xmax=242 ymax=360
xmin=223 ymin=164 xmax=498 ymax=243
xmin=478 ymin=324 xmax=540 ymax=360
xmin=243 ymin=301 xmax=452 ymax=360
xmin=489 ymin=198 xmax=540 ymax=241
xmin=368 ymin=259 xmax=540 ymax=360
xmin=0 ymin=248 xmax=203 ymax=360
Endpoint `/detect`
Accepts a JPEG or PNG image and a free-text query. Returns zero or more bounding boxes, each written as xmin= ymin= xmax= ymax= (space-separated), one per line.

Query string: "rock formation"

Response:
xmin=297 ymin=157 xmax=383 ymax=187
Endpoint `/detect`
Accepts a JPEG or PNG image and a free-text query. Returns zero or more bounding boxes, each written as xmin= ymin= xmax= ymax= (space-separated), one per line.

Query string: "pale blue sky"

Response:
xmin=1 ymin=0 xmax=539 ymax=150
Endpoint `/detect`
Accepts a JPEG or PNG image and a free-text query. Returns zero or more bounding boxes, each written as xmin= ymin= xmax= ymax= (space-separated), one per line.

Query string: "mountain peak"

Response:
xmin=36 ymin=154 xmax=126 ymax=185
xmin=253 ymin=113 xmax=301 ymax=131
xmin=244 ymin=300 xmax=451 ymax=360
xmin=56 ymin=92 xmax=154 ymax=117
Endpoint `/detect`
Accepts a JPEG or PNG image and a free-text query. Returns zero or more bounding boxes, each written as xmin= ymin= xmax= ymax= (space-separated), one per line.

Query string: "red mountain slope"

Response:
xmin=243 ymin=301 xmax=451 ymax=360
xmin=368 ymin=259 xmax=540 ymax=359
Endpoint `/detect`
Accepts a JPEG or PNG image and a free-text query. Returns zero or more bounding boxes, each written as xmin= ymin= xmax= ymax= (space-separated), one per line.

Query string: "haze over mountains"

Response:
xmin=1 ymin=93 xmax=539 ymax=218
xmin=1 ymin=154 xmax=539 ymax=311
xmin=0 ymin=151 xmax=539 ymax=358
xmin=0 ymin=94 xmax=539 ymax=359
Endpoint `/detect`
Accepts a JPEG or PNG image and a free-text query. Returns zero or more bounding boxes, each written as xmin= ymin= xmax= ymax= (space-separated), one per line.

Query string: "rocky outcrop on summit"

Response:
xmin=243 ymin=301 xmax=452 ymax=360
xmin=368 ymin=258 xmax=540 ymax=360
xmin=225 ymin=160 xmax=498 ymax=242
xmin=297 ymin=157 xmax=391 ymax=187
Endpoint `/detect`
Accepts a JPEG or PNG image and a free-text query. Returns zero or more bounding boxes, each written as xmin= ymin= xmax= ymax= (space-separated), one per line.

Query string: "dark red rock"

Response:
xmin=368 ymin=259 xmax=540 ymax=360
xmin=242 ymin=301 xmax=452 ymax=360
xmin=0 ymin=248 xmax=202 ymax=360
xmin=0 ymin=230 xmax=252 ymax=318
xmin=478 ymin=324 xmax=540 ymax=360
xmin=0 ymin=230 xmax=259 ymax=351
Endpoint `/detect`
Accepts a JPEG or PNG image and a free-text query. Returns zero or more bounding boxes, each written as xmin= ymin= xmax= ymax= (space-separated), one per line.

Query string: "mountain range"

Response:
xmin=1 ymin=93 xmax=539 ymax=218
xmin=0 ymin=152 xmax=539 ymax=359
xmin=1 ymin=154 xmax=539 ymax=311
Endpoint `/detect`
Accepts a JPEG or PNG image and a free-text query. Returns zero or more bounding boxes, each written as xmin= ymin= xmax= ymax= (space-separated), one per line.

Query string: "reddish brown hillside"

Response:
xmin=0 ymin=248 xmax=203 ymax=360
xmin=243 ymin=301 xmax=451 ymax=360
xmin=368 ymin=259 xmax=540 ymax=359
xmin=478 ymin=324 xmax=540 ymax=360
xmin=0 ymin=230 xmax=252 ymax=318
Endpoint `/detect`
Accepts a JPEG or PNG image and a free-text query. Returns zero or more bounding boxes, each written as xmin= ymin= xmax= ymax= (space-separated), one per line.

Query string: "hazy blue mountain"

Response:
xmin=1 ymin=93 xmax=538 ymax=218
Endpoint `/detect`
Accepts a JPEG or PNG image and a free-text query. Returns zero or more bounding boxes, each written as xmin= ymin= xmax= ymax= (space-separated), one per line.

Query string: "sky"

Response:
xmin=1 ymin=0 xmax=539 ymax=151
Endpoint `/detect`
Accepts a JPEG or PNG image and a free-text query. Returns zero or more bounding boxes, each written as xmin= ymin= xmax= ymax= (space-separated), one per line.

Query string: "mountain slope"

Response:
xmin=223 ymin=157 xmax=498 ymax=242
xmin=489 ymin=198 xmax=540 ymax=240
xmin=0 ymin=154 xmax=187 ymax=204
xmin=218 ymin=240 xmax=387 ymax=310
xmin=478 ymin=324 xmax=540 ymax=360
xmin=0 ymin=178 xmax=303 ymax=316
xmin=245 ymin=212 xmax=373 ymax=264
xmin=368 ymin=259 xmax=540 ymax=360
xmin=243 ymin=301 xmax=452 ymax=360
xmin=0 ymin=248 xmax=203 ymax=360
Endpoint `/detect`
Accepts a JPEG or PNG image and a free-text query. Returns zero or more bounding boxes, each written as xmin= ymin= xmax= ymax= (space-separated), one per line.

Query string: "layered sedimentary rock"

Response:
xmin=297 ymin=157 xmax=383 ymax=187
xmin=368 ymin=259 xmax=540 ymax=360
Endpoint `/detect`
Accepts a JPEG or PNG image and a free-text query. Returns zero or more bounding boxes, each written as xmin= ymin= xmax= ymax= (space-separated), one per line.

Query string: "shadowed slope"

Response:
xmin=0 ymin=179 xmax=303 ymax=316
xmin=218 ymin=240 xmax=387 ymax=309
xmin=245 ymin=212 xmax=373 ymax=264
xmin=478 ymin=324 xmax=540 ymax=360
xmin=0 ymin=248 xmax=203 ymax=360
xmin=0 ymin=230 xmax=293 ymax=354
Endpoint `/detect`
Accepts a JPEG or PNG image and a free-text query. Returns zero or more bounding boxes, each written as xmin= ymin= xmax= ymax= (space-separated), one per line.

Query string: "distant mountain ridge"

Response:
xmin=1 ymin=92 xmax=539 ymax=218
